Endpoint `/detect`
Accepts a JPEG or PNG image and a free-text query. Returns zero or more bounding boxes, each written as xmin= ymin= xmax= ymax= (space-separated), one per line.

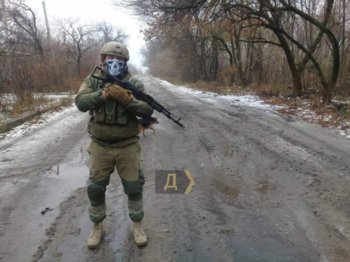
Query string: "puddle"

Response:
xmin=38 ymin=162 xmax=89 ymax=212
xmin=0 ymin=159 xmax=89 ymax=262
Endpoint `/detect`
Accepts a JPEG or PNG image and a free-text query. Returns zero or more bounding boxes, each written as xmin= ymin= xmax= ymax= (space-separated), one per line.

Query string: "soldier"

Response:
xmin=75 ymin=41 xmax=153 ymax=248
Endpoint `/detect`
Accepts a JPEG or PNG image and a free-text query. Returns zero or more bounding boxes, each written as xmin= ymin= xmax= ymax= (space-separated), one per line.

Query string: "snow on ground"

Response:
xmin=1 ymin=76 xmax=349 ymax=145
xmin=158 ymin=79 xmax=274 ymax=109
xmin=153 ymin=77 xmax=350 ymax=139
xmin=0 ymin=104 xmax=77 ymax=148
xmin=0 ymin=93 xmax=73 ymax=123
xmin=276 ymin=102 xmax=350 ymax=139
xmin=0 ymin=93 xmax=72 ymax=103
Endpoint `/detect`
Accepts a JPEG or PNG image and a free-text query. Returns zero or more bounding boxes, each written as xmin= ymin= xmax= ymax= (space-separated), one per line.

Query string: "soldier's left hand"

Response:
xmin=106 ymin=85 xmax=133 ymax=105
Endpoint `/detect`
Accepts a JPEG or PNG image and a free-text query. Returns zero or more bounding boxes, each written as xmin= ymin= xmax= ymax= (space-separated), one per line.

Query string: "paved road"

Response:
xmin=0 ymin=75 xmax=349 ymax=262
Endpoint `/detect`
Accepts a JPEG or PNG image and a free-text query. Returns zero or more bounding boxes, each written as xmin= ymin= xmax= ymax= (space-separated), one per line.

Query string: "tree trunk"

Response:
xmin=274 ymin=30 xmax=303 ymax=96
xmin=233 ymin=36 xmax=248 ymax=87
xmin=322 ymin=84 xmax=332 ymax=104
xmin=291 ymin=69 xmax=303 ymax=96
xmin=209 ymin=38 xmax=219 ymax=81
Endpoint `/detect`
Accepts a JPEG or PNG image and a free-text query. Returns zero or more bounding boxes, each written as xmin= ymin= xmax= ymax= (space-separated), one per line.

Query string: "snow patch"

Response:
xmin=0 ymin=104 xmax=76 ymax=146
xmin=157 ymin=78 xmax=273 ymax=109
xmin=149 ymin=76 xmax=350 ymax=138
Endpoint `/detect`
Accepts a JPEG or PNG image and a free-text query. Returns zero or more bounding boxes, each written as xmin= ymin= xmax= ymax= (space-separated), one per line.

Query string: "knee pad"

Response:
xmin=121 ymin=179 xmax=143 ymax=201
xmin=87 ymin=178 xmax=109 ymax=206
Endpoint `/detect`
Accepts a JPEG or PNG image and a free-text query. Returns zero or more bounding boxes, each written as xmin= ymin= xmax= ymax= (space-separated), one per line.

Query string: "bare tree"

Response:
xmin=123 ymin=0 xmax=339 ymax=103
xmin=59 ymin=19 xmax=98 ymax=75
xmin=5 ymin=0 xmax=44 ymax=56
xmin=97 ymin=22 xmax=128 ymax=43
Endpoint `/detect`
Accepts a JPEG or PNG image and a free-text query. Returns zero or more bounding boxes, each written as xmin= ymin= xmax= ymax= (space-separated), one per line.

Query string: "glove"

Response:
xmin=105 ymin=85 xmax=133 ymax=105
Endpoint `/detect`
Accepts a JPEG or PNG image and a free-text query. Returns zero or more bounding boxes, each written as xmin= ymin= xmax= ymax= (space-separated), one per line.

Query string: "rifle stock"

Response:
xmin=91 ymin=66 xmax=185 ymax=128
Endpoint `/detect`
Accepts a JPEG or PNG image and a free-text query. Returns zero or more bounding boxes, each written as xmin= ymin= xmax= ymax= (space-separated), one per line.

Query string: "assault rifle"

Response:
xmin=90 ymin=65 xmax=185 ymax=128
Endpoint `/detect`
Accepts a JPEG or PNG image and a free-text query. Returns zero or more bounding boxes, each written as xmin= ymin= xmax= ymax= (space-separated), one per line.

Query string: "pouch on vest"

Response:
xmin=94 ymin=106 xmax=106 ymax=123
xmin=91 ymin=79 xmax=107 ymax=123
xmin=116 ymin=104 xmax=128 ymax=125
xmin=105 ymin=100 xmax=117 ymax=124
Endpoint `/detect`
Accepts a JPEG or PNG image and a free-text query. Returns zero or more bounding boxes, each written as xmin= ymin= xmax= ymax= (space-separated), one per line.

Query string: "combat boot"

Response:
xmin=87 ymin=223 xmax=104 ymax=249
xmin=132 ymin=222 xmax=147 ymax=247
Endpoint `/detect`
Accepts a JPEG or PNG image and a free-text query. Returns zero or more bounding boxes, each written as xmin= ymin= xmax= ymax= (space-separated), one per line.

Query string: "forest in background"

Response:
xmin=0 ymin=0 xmax=127 ymax=112
xmin=122 ymin=0 xmax=350 ymax=105
xmin=1 ymin=0 xmax=350 ymax=118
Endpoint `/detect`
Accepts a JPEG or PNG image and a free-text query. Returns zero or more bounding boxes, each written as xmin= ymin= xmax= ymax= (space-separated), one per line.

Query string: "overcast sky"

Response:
xmin=26 ymin=0 xmax=146 ymax=69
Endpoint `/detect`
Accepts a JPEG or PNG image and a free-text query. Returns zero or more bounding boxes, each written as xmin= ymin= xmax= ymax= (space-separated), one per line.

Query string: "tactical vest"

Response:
xmin=91 ymin=78 xmax=129 ymax=126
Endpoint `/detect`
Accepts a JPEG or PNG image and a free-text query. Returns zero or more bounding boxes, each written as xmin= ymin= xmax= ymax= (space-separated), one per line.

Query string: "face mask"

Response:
xmin=104 ymin=58 xmax=128 ymax=78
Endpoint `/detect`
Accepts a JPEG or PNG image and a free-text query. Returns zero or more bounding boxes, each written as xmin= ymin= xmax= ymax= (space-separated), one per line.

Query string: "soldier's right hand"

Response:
xmin=105 ymin=85 xmax=133 ymax=106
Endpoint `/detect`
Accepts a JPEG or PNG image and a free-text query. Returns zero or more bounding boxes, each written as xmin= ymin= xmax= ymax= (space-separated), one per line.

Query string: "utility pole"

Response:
xmin=42 ymin=1 xmax=51 ymax=43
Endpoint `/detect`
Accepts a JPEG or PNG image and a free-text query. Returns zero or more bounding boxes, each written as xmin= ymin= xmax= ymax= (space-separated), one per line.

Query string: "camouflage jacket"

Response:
xmin=75 ymin=71 xmax=153 ymax=146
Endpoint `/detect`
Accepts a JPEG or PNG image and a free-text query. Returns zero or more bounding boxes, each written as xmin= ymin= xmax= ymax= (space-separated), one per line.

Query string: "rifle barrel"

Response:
xmin=91 ymin=66 xmax=185 ymax=128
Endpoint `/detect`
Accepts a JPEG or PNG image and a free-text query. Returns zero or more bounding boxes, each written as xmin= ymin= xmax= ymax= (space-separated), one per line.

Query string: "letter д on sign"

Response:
xmin=155 ymin=170 xmax=195 ymax=194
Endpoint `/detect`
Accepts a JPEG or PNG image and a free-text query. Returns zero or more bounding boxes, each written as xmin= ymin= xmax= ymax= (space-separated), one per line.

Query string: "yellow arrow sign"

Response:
xmin=184 ymin=170 xmax=195 ymax=194
xmin=155 ymin=170 xmax=195 ymax=194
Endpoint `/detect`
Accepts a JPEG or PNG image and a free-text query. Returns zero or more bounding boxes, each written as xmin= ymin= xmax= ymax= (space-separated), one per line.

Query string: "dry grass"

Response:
xmin=1 ymin=93 xmax=73 ymax=119
xmin=11 ymin=92 xmax=39 ymax=116
xmin=50 ymin=77 xmax=81 ymax=94
xmin=190 ymin=81 xmax=287 ymax=97
xmin=264 ymin=95 xmax=350 ymax=129
xmin=57 ymin=96 xmax=74 ymax=107
xmin=188 ymin=80 xmax=350 ymax=131
xmin=190 ymin=81 xmax=245 ymax=95
xmin=250 ymin=83 xmax=284 ymax=97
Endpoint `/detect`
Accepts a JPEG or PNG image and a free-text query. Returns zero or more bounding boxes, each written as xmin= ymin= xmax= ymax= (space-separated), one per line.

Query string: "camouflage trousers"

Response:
xmin=87 ymin=140 xmax=145 ymax=224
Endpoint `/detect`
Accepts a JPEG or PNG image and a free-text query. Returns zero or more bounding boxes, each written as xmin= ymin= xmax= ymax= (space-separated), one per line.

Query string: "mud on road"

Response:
xmin=0 ymin=75 xmax=349 ymax=262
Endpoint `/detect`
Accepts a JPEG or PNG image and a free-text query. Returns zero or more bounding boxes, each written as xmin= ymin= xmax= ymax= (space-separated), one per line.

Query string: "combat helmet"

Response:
xmin=100 ymin=41 xmax=129 ymax=61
